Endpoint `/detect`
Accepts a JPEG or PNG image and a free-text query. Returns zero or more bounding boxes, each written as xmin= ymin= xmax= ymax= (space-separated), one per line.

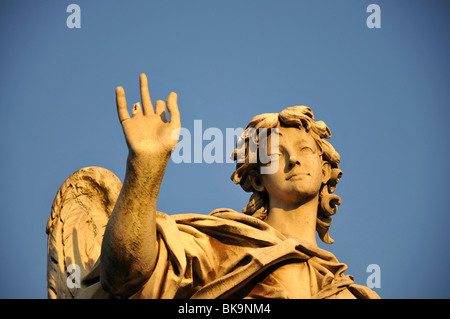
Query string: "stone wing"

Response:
xmin=46 ymin=167 xmax=122 ymax=298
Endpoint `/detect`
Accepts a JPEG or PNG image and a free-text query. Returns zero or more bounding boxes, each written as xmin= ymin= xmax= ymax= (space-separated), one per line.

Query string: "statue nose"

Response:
xmin=289 ymin=155 xmax=300 ymax=167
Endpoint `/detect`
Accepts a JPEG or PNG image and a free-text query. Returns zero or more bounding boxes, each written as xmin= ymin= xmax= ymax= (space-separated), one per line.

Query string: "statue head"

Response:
xmin=231 ymin=106 xmax=342 ymax=244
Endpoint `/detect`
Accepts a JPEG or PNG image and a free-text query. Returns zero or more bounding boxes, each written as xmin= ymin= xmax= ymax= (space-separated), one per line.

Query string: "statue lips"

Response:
xmin=285 ymin=172 xmax=311 ymax=181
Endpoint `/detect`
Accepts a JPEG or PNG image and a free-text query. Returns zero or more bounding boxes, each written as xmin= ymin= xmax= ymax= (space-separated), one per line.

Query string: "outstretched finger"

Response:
xmin=166 ymin=92 xmax=180 ymax=127
xmin=139 ymin=73 xmax=154 ymax=115
xmin=116 ymin=86 xmax=130 ymax=123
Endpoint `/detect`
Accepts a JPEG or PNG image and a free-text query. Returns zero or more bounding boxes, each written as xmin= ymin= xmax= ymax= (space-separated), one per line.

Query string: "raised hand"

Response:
xmin=116 ymin=73 xmax=181 ymax=157
xmin=101 ymin=74 xmax=181 ymax=296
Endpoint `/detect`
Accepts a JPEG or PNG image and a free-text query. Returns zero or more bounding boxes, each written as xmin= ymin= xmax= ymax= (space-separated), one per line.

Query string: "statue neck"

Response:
xmin=264 ymin=195 xmax=319 ymax=247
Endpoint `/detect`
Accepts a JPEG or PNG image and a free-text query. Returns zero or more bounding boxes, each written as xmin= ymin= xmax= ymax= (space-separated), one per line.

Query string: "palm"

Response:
xmin=116 ymin=74 xmax=181 ymax=156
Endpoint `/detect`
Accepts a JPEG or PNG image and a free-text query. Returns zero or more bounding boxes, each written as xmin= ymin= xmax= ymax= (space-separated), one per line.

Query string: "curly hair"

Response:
xmin=230 ymin=106 xmax=343 ymax=244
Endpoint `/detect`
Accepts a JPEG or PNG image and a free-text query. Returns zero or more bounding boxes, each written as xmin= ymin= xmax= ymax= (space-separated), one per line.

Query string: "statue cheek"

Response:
xmin=311 ymin=168 xmax=326 ymax=188
xmin=261 ymin=174 xmax=282 ymax=193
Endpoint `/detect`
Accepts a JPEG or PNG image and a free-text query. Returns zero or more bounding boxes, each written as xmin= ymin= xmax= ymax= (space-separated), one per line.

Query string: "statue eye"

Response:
xmin=300 ymin=147 xmax=314 ymax=154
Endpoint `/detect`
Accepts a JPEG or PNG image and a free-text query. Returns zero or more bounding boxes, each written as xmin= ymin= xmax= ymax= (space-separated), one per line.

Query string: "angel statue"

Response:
xmin=46 ymin=73 xmax=380 ymax=299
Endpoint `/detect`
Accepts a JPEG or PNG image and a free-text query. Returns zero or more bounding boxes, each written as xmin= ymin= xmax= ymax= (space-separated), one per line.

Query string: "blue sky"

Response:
xmin=0 ymin=0 xmax=449 ymax=298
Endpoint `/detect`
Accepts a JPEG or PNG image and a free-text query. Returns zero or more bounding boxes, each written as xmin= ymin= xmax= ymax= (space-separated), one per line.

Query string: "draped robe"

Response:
xmin=76 ymin=208 xmax=379 ymax=299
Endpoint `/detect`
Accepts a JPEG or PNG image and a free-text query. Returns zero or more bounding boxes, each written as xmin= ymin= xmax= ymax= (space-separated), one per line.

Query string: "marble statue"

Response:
xmin=46 ymin=73 xmax=380 ymax=299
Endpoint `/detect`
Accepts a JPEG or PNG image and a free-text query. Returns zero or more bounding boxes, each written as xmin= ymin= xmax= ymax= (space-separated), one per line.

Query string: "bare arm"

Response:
xmin=100 ymin=73 xmax=180 ymax=297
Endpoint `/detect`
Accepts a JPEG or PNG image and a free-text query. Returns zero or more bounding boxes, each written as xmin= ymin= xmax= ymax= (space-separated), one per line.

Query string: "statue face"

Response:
xmin=259 ymin=126 xmax=329 ymax=206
